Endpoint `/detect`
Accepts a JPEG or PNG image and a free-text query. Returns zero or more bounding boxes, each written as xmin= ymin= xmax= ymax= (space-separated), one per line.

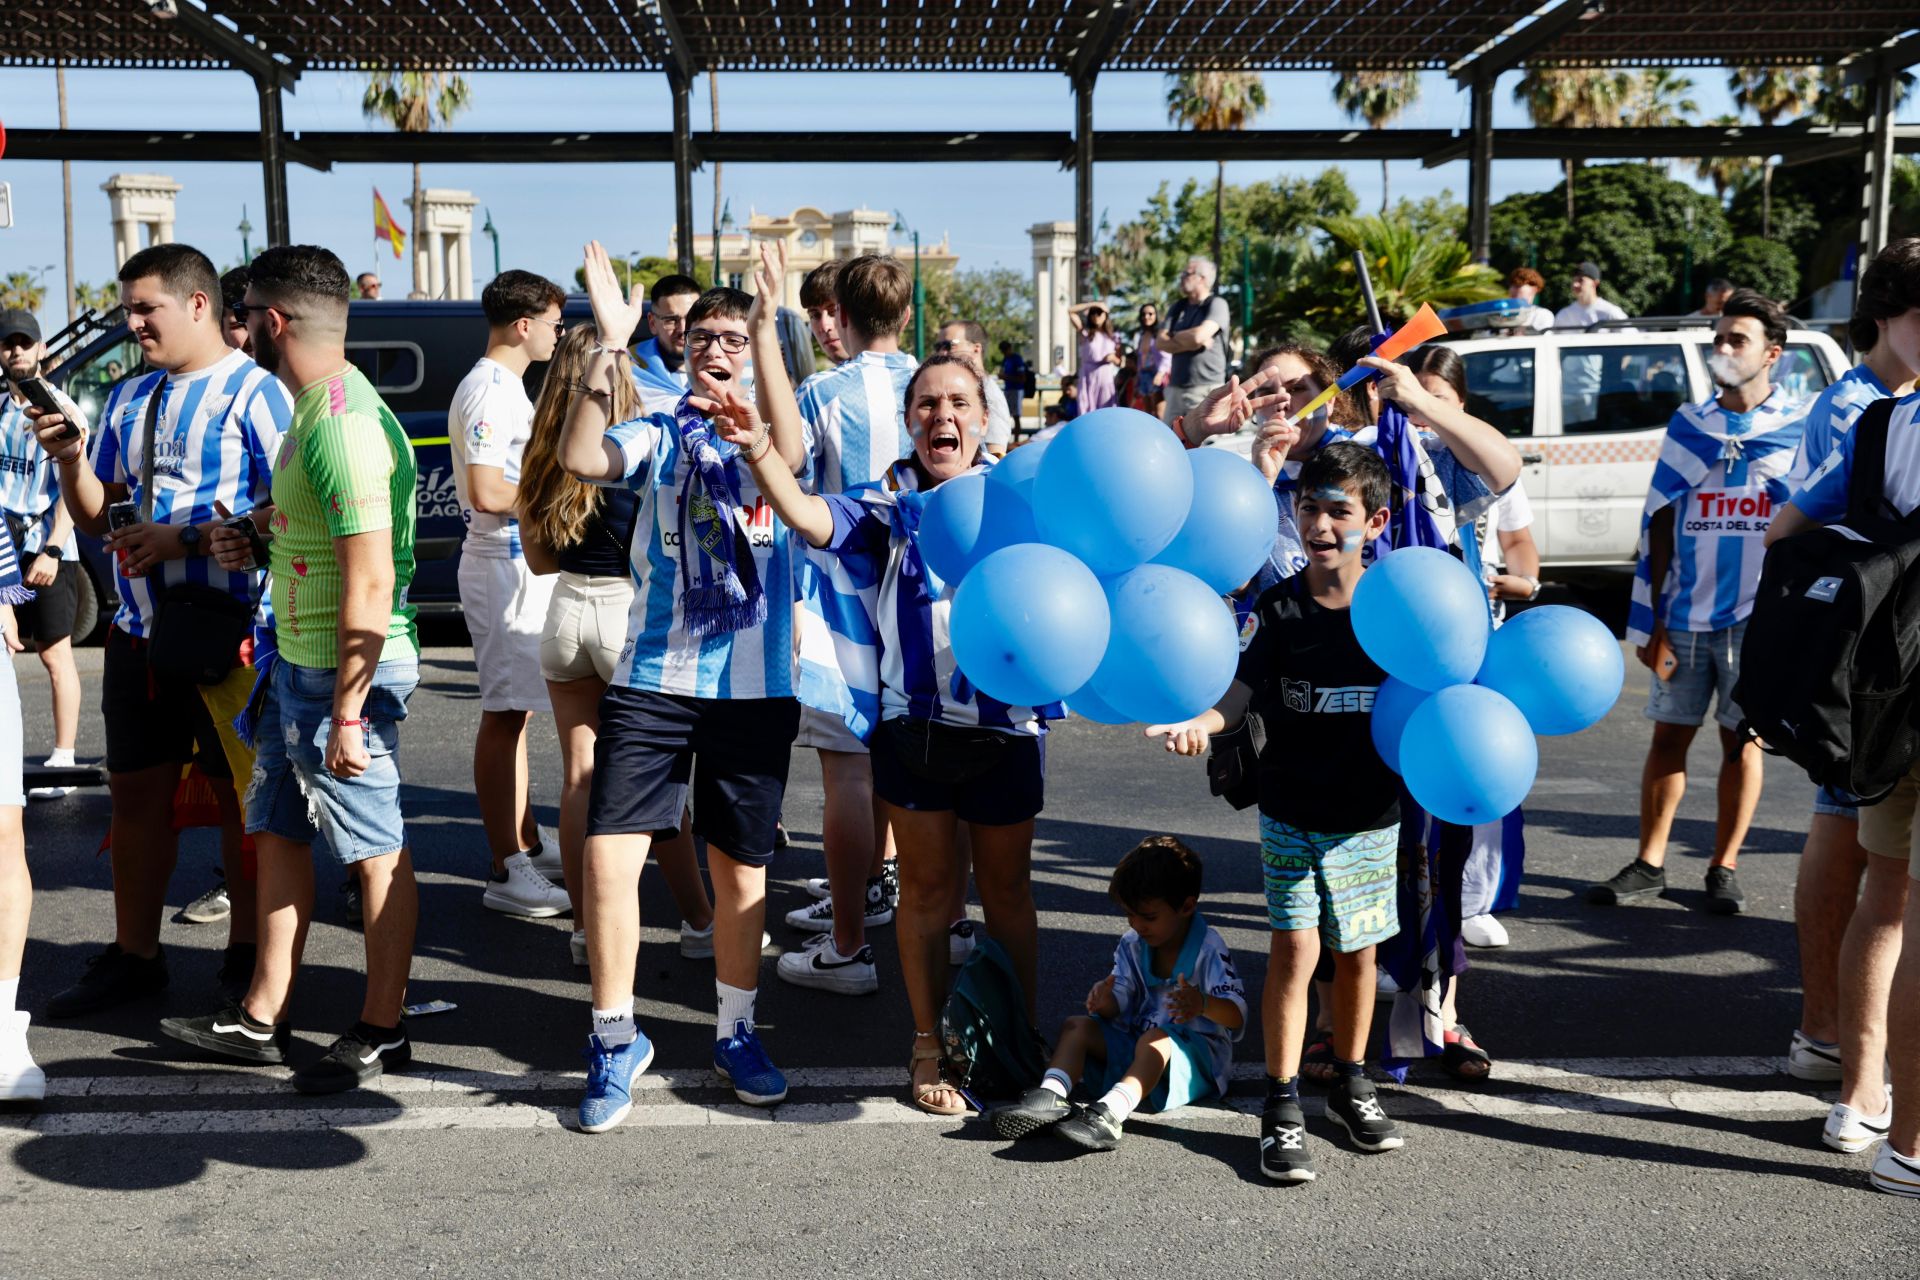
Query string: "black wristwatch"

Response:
xmin=177 ymin=523 xmax=203 ymax=556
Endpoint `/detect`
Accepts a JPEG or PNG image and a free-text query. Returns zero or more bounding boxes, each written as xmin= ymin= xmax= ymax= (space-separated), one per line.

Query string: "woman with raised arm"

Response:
xmin=1068 ymin=301 xmax=1123 ymax=412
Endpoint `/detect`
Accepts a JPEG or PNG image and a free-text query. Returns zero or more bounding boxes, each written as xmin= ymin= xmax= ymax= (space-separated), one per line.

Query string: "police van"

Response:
xmin=50 ymin=297 xmax=814 ymax=639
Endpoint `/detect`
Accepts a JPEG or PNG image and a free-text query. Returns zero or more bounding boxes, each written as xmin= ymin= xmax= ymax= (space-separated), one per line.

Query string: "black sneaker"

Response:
xmin=160 ymin=1003 xmax=291 ymax=1065
xmin=340 ymin=879 xmax=363 ymax=928
xmin=1704 ymin=866 xmax=1746 ymax=915
xmin=45 ymin=943 xmax=169 ymax=1019
xmin=1585 ymin=859 xmax=1665 ymax=906
xmin=216 ymin=943 xmax=256 ymax=1004
xmin=989 ymin=1086 xmax=1072 ymax=1140
xmin=291 ymin=1022 xmax=412 ymax=1095
xmin=1053 ymin=1100 xmax=1124 ymax=1152
xmin=1259 ymin=1102 xmax=1317 ymax=1182
xmin=1325 ymin=1076 xmax=1404 ymax=1152
xmin=880 ymin=860 xmax=900 ymax=912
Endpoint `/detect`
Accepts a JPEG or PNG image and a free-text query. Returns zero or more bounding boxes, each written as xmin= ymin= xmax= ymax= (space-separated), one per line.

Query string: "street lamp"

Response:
xmin=714 ymin=200 xmax=733 ymax=286
xmin=481 ymin=208 xmax=501 ymax=279
xmin=237 ymin=207 xmax=252 ymax=262
xmin=892 ymin=212 xmax=924 ymax=360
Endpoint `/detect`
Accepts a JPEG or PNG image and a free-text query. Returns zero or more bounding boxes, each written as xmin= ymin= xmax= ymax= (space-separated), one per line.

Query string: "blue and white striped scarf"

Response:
xmin=672 ymin=395 xmax=766 ymax=638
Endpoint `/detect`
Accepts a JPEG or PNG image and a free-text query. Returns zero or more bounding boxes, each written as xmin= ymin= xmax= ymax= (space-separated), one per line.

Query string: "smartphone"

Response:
xmin=107 ymin=501 xmax=140 ymax=532
xmin=17 ymin=377 xmax=79 ymax=442
xmin=223 ymin=513 xmax=269 ymax=567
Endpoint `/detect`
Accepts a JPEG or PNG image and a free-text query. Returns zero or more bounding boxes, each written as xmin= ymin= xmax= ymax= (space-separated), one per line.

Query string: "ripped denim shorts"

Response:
xmin=244 ymin=657 xmax=418 ymax=865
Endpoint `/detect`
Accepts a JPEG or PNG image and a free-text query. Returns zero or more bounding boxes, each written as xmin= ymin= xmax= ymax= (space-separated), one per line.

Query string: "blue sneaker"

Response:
xmin=713 ymin=1019 xmax=788 ymax=1106
xmin=578 ymin=1030 xmax=654 ymax=1133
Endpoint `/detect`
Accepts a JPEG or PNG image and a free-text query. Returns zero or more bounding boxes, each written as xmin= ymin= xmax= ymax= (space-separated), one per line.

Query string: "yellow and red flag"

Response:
xmin=373 ymin=188 xmax=406 ymax=259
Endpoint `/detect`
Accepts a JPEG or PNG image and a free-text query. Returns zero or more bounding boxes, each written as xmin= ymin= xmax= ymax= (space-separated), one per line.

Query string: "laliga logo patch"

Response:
xmin=469 ymin=421 xmax=493 ymax=448
xmin=1237 ymin=610 xmax=1260 ymax=653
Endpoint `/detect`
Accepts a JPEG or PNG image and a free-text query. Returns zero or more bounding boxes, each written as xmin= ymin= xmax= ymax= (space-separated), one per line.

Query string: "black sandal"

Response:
xmin=1442 ymin=1025 xmax=1492 ymax=1082
xmin=1300 ymin=1033 xmax=1338 ymax=1085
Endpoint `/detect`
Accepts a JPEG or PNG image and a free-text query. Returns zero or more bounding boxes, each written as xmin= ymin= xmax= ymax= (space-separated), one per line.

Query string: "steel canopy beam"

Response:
xmin=1447 ymin=0 xmax=1605 ymax=82
xmin=156 ymin=1 xmax=299 ymax=91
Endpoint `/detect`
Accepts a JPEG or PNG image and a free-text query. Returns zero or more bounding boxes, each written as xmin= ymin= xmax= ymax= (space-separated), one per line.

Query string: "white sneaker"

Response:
xmin=528 ymin=826 xmax=565 ymax=884
xmin=1461 ymin=914 xmax=1509 ymax=948
xmin=569 ymin=929 xmax=589 ymax=968
xmin=482 ymin=851 xmax=574 ymax=918
xmin=0 ymin=1010 xmax=46 ymax=1103
xmin=784 ymin=876 xmax=894 ymax=931
xmin=679 ymin=921 xmax=772 ymax=960
xmin=949 ymin=918 xmax=977 ymax=966
xmin=28 ymin=752 xmax=76 ymax=801
xmin=1824 ymin=1087 xmax=1894 ymax=1154
xmin=776 ymin=934 xmax=879 ymax=995
xmin=804 ymin=876 xmax=833 ymax=901
xmin=1786 ymin=1029 xmax=1844 ymax=1082
xmin=1870 ymin=1144 xmax=1920 ymax=1197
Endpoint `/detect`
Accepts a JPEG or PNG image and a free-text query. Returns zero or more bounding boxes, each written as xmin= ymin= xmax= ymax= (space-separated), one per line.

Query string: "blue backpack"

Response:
xmin=939 ymin=936 xmax=1049 ymax=1101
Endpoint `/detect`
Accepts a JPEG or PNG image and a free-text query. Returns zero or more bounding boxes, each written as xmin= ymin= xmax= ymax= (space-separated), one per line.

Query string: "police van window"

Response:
xmin=55 ymin=336 xmax=142 ymax=428
xmin=1461 ymin=349 xmax=1534 ymax=437
xmin=1775 ymin=344 xmax=1833 ymax=406
xmin=346 ymin=342 xmax=424 ymax=394
xmin=1560 ymin=344 xmax=1688 ymax=435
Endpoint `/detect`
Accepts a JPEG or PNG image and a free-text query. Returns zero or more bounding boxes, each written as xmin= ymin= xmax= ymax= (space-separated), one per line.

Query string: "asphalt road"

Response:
xmin=1 ymin=627 xmax=1911 ymax=1278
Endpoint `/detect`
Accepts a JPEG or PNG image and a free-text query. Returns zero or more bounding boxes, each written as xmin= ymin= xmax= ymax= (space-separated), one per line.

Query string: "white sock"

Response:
xmin=716 ymin=980 xmax=756 ymax=1040
xmin=44 ymin=749 xmax=73 ymax=768
xmin=590 ymin=999 xmax=636 ymax=1047
xmin=1040 ymin=1068 xmax=1073 ymax=1099
xmin=1098 ymin=1080 xmax=1143 ymax=1124
xmin=0 ymin=976 xmax=17 ymax=1014
xmin=683 ymin=918 xmax=714 ymax=938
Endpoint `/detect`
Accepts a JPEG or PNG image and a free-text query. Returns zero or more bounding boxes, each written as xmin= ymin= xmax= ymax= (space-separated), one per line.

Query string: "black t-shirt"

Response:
xmin=556 ymin=486 xmax=640 ymax=577
xmin=1239 ymin=575 xmax=1399 ymax=835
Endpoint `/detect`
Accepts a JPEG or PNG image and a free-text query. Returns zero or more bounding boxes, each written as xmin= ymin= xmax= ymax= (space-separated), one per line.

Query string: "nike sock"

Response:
xmin=716 ymin=980 xmax=757 ymax=1040
xmin=0 ymin=976 xmax=17 ymax=1014
xmin=1040 ymin=1068 xmax=1073 ymax=1099
xmin=1097 ymin=1080 xmax=1143 ymax=1124
xmin=591 ymin=1000 xmax=637 ymax=1047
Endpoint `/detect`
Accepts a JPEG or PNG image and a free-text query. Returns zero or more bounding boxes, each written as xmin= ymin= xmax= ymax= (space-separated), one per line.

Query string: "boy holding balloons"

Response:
xmin=1151 ymin=442 xmax=1406 ymax=1184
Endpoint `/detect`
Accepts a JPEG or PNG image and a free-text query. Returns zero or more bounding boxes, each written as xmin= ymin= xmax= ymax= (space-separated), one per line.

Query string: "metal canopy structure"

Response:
xmin=3 ymin=2 xmax=1917 ymax=294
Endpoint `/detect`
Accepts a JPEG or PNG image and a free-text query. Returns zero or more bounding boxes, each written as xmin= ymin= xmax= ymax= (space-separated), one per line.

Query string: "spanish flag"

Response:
xmin=373 ymin=188 xmax=406 ymax=259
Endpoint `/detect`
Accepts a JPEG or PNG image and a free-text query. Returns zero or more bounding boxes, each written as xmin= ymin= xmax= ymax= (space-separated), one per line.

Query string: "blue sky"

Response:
xmin=1 ymin=64 xmax=1912 ymax=321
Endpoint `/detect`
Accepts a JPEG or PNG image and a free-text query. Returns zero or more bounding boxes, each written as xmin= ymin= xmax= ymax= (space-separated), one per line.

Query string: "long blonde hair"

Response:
xmin=519 ymin=323 xmax=639 ymax=551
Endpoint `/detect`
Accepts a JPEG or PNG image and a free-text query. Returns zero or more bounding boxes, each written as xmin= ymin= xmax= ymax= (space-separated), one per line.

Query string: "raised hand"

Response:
xmin=746 ymin=238 xmax=787 ymax=332
xmin=1254 ymin=412 xmax=1302 ymax=485
xmin=581 ymin=241 xmax=646 ymax=350
xmin=691 ymin=372 xmax=764 ymax=450
xmin=1145 ymin=719 xmax=1213 ymax=757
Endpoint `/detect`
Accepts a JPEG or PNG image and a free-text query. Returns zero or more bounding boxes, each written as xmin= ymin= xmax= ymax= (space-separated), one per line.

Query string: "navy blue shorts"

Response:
xmin=586 ymin=687 xmax=800 ymax=865
xmin=869 ymin=718 xmax=1045 ymax=827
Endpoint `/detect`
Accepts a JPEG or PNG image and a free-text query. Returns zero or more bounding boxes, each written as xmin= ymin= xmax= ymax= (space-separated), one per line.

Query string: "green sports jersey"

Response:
xmin=269 ymin=365 xmax=418 ymax=668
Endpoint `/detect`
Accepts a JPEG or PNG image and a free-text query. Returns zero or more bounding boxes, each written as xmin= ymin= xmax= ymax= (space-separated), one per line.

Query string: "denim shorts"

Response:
xmin=1814 ymin=785 xmax=1861 ymax=821
xmin=1645 ymin=621 xmax=1747 ymax=730
xmin=245 ymin=657 xmax=418 ymax=865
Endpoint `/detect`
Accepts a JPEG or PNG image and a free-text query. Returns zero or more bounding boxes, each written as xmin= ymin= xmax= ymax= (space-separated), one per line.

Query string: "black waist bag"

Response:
xmin=1734 ymin=398 xmax=1920 ymax=803
xmin=148 ymin=583 xmax=251 ymax=686
xmin=877 ymin=718 xmax=1013 ymax=785
xmin=1206 ymin=710 xmax=1267 ymax=811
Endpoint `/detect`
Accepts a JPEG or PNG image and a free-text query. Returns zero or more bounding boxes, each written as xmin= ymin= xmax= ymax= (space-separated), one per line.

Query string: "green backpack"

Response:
xmin=939 ymin=935 xmax=1049 ymax=1102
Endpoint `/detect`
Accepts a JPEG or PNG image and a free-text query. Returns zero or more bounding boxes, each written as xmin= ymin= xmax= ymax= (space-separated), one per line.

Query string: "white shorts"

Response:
xmin=794 ymin=702 xmax=866 ymax=754
xmin=540 ymin=570 xmax=634 ymax=685
xmin=0 ymin=652 xmax=21 ymax=807
xmin=459 ymin=551 xmax=555 ymax=713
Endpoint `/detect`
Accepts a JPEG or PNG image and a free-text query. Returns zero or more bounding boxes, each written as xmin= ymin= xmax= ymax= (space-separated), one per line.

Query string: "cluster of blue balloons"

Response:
xmin=1356 ymin=546 xmax=1625 ymax=825
xmin=927 ymin=407 xmax=1279 ymax=722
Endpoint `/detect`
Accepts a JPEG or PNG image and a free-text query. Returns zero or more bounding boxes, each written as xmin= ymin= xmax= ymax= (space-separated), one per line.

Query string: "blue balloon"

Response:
xmin=986 ymin=437 xmax=1050 ymax=507
xmin=1401 ymin=685 xmax=1539 ymax=825
xmin=1369 ymin=677 xmax=1431 ymax=775
xmin=1351 ymin=546 xmax=1491 ymax=691
xmin=1065 ymin=681 xmax=1133 ymax=725
xmin=949 ymin=544 xmax=1110 ymax=708
xmin=1087 ymin=564 xmax=1239 ymax=725
xmin=1151 ymin=447 xmax=1282 ymax=593
xmin=1033 ymin=408 xmax=1194 ymax=576
xmin=915 ymin=472 xmax=1038 ymax=587
xmin=1477 ymin=604 xmax=1625 ymax=735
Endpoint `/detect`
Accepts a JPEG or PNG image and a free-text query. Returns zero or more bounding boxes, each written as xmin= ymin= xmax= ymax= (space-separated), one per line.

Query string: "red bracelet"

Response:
xmin=331 ymin=717 xmax=368 ymax=730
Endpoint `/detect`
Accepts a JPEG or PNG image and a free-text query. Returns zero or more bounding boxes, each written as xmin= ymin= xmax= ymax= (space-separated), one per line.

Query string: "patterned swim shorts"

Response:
xmin=1258 ymin=815 xmax=1400 ymax=952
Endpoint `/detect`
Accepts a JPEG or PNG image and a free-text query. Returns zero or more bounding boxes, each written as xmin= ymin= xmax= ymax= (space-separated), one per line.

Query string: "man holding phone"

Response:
xmin=29 ymin=244 xmax=291 ymax=1019
xmin=0 ymin=310 xmax=86 ymax=797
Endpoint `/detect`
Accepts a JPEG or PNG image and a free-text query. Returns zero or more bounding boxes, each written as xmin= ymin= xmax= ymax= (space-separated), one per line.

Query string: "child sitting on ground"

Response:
xmin=1151 ymin=442 xmax=1406 ymax=1183
xmin=987 ymin=836 xmax=1245 ymax=1152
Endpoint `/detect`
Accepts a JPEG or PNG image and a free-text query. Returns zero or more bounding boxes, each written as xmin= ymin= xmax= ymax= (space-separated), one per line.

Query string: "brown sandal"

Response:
xmin=909 ymin=1032 xmax=968 ymax=1116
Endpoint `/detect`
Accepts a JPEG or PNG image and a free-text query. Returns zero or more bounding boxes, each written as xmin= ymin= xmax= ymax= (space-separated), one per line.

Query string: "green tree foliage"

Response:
xmin=922 ymin=266 xmax=1034 ymax=357
xmin=1727 ymin=65 xmax=1822 ymax=240
xmin=1727 ymin=156 xmax=1920 ymax=303
xmin=1490 ymin=163 xmax=1730 ymax=315
xmin=72 ymin=281 xmax=118 ymax=313
xmin=1513 ymin=68 xmax=1634 ymax=222
xmin=1162 ymin=71 xmax=1270 ymax=270
xmin=571 ymin=255 xmax=713 ymax=296
xmin=1707 ymin=237 xmax=1801 ymax=304
xmin=1286 ymin=214 xmax=1501 ymax=337
xmin=0 ymin=274 xmax=46 ymax=313
xmin=362 ymin=71 xmax=473 ymax=298
xmin=1332 ymin=70 xmax=1422 ymax=212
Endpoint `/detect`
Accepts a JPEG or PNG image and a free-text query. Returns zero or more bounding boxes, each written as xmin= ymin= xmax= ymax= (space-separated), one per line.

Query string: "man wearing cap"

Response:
xmin=1555 ymin=262 xmax=1633 ymax=426
xmin=1555 ymin=261 xmax=1630 ymax=330
xmin=0 ymin=310 xmax=87 ymax=797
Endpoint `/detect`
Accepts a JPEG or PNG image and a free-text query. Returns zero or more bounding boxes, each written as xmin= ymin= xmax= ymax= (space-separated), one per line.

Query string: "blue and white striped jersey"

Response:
xmin=91 ymin=350 xmax=291 ymax=637
xmin=1791 ymin=391 xmax=1920 ymax=526
xmin=1626 ymin=387 xmax=1806 ymax=644
xmin=0 ymin=386 xmax=85 ymax=560
xmin=1107 ymin=913 xmax=1246 ymax=1099
xmin=604 ymin=410 xmax=796 ymax=700
xmin=795 ymin=350 xmax=918 ymax=494
xmin=1787 ymin=363 xmax=1892 ymax=487
xmin=817 ymin=458 xmax=1056 ymax=737
xmin=631 ymin=337 xmax=688 ymax=419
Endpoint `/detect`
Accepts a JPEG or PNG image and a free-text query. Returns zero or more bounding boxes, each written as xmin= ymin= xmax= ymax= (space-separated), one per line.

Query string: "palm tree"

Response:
xmin=362 ymin=71 xmax=474 ymax=297
xmin=1692 ymin=114 xmax=1758 ymax=205
xmin=1728 ymin=65 xmax=1822 ymax=239
xmin=1303 ymin=214 xmax=1501 ymax=333
xmin=72 ymin=282 xmax=119 ymax=313
xmin=1332 ymin=70 xmax=1422 ymax=213
xmin=1164 ymin=71 xmax=1270 ymax=271
xmin=1513 ymin=67 xmax=1632 ymax=222
xmin=1 ymin=274 xmax=47 ymax=313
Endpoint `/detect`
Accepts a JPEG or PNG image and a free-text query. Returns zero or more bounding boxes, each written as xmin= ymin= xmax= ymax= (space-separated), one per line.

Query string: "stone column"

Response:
xmin=1029 ymin=221 xmax=1075 ymax=374
xmin=409 ymin=189 xmax=480 ymax=301
xmin=101 ymin=173 xmax=183 ymax=268
xmin=428 ymin=233 xmax=447 ymax=300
